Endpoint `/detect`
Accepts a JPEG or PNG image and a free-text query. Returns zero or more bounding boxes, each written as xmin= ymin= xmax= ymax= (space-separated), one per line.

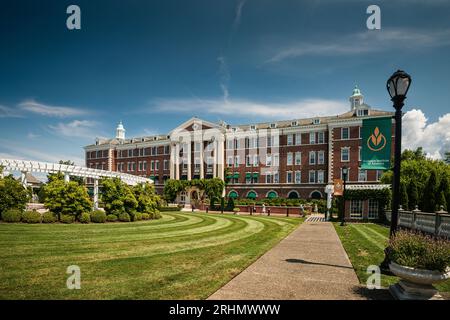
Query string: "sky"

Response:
xmin=1 ymin=0 xmax=450 ymax=165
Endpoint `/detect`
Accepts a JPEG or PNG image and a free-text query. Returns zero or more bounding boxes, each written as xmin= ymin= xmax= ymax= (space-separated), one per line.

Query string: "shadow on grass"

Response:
xmin=285 ymin=258 xmax=354 ymax=270
xmin=353 ymin=286 xmax=394 ymax=300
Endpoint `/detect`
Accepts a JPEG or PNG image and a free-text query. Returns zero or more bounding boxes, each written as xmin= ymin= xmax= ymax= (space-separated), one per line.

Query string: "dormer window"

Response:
xmin=356 ymin=109 xmax=369 ymax=117
xmin=232 ymin=127 xmax=237 ymax=132
xmin=250 ymin=125 xmax=256 ymax=130
xmin=313 ymin=118 xmax=320 ymax=125
xmin=291 ymin=121 xmax=298 ymax=127
xmin=270 ymin=123 xmax=277 ymax=129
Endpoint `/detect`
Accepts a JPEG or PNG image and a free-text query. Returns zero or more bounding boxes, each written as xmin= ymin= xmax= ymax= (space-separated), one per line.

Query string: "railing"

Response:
xmin=386 ymin=206 xmax=450 ymax=238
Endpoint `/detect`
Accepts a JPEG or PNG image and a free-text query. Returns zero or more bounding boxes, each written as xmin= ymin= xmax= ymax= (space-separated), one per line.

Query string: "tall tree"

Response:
xmin=445 ymin=151 xmax=450 ymax=165
xmin=408 ymin=179 xmax=419 ymax=211
xmin=400 ymin=180 xmax=409 ymax=210
xmin=423 ymin=169 xmax=438 ymax=212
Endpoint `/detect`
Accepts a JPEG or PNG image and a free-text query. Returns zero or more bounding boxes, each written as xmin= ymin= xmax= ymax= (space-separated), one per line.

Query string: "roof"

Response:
xmin=346 ymin=184 xmax=391 ymax=190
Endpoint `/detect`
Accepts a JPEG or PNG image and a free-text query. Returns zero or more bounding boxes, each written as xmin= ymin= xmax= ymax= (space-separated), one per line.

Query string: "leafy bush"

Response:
xmin=148 ymin=211 xmax=161 ymax=220
xmin=101 ymin=178 xmax=138 ymax=216
xmin=134 ymin=212 xmax=143 ymax=221
xmin=40 ymin=179 xmax=92 ymax=219
xmin=42 ymin=212 xmax=57 ymax=223
xmin=118 ymin=212 xmax=131 ymax=222
xmin=90 ymin=210 xmax=106 ymax=223
xmin=106 ymin=214 xmax=118 ymax=222
xmin=60 ymin=214 xmax=75 ymax=224
xmin=1 ymin=208 xmax=22 ymax=222
xmin=141 ymin=213 xmax=150 ymax=220
xmin=159 ymin=206 xmax=181 ymax=212
xmin=79 ymin=212 xmax=91 ymax=224
xmin=0 ymin=176 xmax=30 ymax=216
xmin=233 ymin=207 xmax=240 ymax=214
xmin=22 ymin=210 xmax=42 ymax=223
xmin=388 ymin=230 xmax=450 ymax=272
xmin=133 ymin=183 xmax=161 ymax=215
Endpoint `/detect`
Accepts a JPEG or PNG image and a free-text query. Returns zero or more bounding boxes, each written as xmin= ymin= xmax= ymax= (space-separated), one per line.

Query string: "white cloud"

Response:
xmin=0 ymin=105 xmax=23 ymax=118
xmin=48 ymin=120 xmax=100 ymax=139
xmin=19 ymin=99 xmax=90 ymax=118
xmin=402 ymin=109 xmax=450 ymax=159
xmin=26 ymin=132 xmax=40 ymax=139
xmin=267 ymin=28 xmax=450 ymax=62
xmin=151 ymin=96 xmax=348 ymax=119
xmin=232 ymin=0 xmax=247 ymax=31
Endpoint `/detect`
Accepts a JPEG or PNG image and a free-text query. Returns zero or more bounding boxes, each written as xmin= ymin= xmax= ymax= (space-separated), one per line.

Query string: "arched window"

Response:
xmin=246 ymin=190 xmax=257 ymax=199
xmin=288 ymin=190 xmax=299 ymax=199
xmin=228 ymin=190 xmax=238 ymax=199
xmin=266 ymin=190 xmax=278 ymax=199
xmin=310 ymin=190 xmax=322 ymax=199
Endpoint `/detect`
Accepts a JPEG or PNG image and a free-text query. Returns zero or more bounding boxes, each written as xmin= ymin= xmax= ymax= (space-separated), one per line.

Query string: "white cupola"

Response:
xmin=116 ymin=121 xmax=126 ymax=140
xmin=349 ymin=85 xmax=364 ymax=110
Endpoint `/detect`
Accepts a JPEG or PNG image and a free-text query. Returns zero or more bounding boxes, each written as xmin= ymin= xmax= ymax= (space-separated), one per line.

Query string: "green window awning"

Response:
xmin=245 ymin=173 xmax=251 ymax=178
xmin=267 ymin=191 xmax=278 ymax=199
xmin=247 ymin=191 xmax=257 ymax=199
xmin=233 ymin=173 xmax=239 ymax=179
xmin=226 ymin=174 xmax=233 ymax=179
xmin=229 ymin=191 xmax=238 ymax=199
xmin=252 ymin=173 xmax=259 ymax=178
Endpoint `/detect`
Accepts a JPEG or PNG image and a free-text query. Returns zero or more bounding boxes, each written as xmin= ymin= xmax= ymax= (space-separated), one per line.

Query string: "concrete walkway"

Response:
xmin=208 ymin=219 xmax=366 ymax=300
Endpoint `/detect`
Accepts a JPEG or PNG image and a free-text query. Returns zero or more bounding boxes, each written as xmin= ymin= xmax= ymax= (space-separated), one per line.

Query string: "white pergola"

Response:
xmin=0 ymin=158 xmax=153 ymax=209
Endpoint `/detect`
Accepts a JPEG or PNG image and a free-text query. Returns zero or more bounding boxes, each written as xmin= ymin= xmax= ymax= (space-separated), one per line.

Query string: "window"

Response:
xmin=128 ymin=150 xmax=133 ymax=157
xmin=317 ymin=170 xmax=324 ymax=183
xmin=287 ymin=134 xmax=293 ymax=146
xmin=309 ymin=132 xmax=316 ymax=144
xmin=265 ymin=173 xmax=272 ymax=184
xmin=250 ymin=125 xmax=256 ymax=130
xmin=253 ymin=154 xmax=259 ymax=167
xmin=152 ymin=146 xmax=158 ymax=156
xmin=295 ymin=152 xmax=302 ymax=165
xmin=309 ymin=170 xmax=316 ymax=183
xmin=286 ymin=171 xmax=293 ymax=183
xmin=341 ymin=127 xmax=350 ymax=140
xmin=270 ymin=123 xmax=277 ymax=129
xmin=287 ymin=152 xmax=293 ymax=165
xmin=245 ymin=137 xmax=250 ymax=149
xmin=350 ymin=200 xmax=363 ymax=219
xmin=359 ymin=147 xmax=362 ymax=161
xmin=318 ymin=151 xmax=325 ymax=165
xmin=139 ymin=161 xmax=143 ymax=171
xmin=357 ymin=109 xmax=369 ymax=117
xmin=266 ymin=154 xmax=272 ymax=166
xmin=246 ymin=155 xmax=252 ymax=167
xmin=358 ymin=169 xmax=367 ymax=182
xmin=318 ymin=132 xmax=324 ymax=144
xmin=143 ymin=161 xmax=147 ymax=171
xmin=295 ymin=171 xmax=301 ymax=184
xmin=234 ymin=156 xmax=240 ymax=167
xmin=273 ymin=154 xmax=279 ymax=167
xmin=227 ymin=156 xmax=233 ymax=167
xmin=295 ymin=133 xmax=302 ymax=145
xmin=274 ymin=172 xmax=279 ymax=183
xmin=309 ymin=151 xmax=316 ymax=165
xmin=227 ymin=139 xmax=233 ymax=150
xmin=267 ymin=136 xmax=272 ymax=147
xmin=165 ymin=145 xmax=170 ymax=154
xmin=195 ymin=158 xmax=201 ymax=172
xmin=341 ymin=148 xmax=350 ymax=162
xmin=313 ymin=118 xmax=321 ymax=125
xmin=155 ymin=160 xmax=159 ymax=171
xmin=151 ymin=160 xmax=155 ymax=170
xmin=291 ymin=121 xmax=298 ymax=126
xmin=376 ymin=170 xmax=383 ymax=181
xmin=234 ymin=139 xmax=240 ymax=149
xmin=340 ymin=168 xmax=350 ymax=181
xmin=246 ymin=172 xmax=252 ymax=184
xmin=194 ymin=142 xmax=201 ymax=152
xmin=127 ymin=162 xmax=132 ymax=171
xmin=358 ymin=127 xmax=362 ymax=139
xmin=368 ymin=200 xmax=379 ymax=219
xmin=164 ymin=160 xmax=169 ymax=170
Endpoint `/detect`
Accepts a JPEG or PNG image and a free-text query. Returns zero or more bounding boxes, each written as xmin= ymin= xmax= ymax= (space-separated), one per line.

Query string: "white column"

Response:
xmin=187 ymin=142 xmax=192 ymax=180
xmin=212 ymin=140 xmax=217 ymax=178
xmin=64 ymin=172 xmax=70 ymax=183
xmin=199 ymin=141 xmax=204 ymax=179
xmin=20 ymin=171 xmax=27 ymax=188
xmin=175 ymin=143 xmax=180 ymax=180
xmin=218 ymin=138 xmax=225 ymax=180
xmin=93 ymin=178 xmax=99 ymax=210
xmin=170 ymin=144 xmax=175 ymax=179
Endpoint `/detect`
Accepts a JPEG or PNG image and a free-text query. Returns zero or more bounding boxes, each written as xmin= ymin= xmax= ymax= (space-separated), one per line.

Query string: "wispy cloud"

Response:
xmin=267 ymin=28 xmax=450 ymax=62
xmin=0 ymin=105 xmax=23 ymax=118
xmin=150 ymin=96 xmax=348 ymax=119
xmin=232 ymin=0 xmax=247 ymax=31
xmin=217 ymin=56 xmax=231 ymax=102
xmin=48 ymin=120 xmax=101 ymax=139
xmin=402 ymin=109 xmax=450 ymax=160
xmin=18 ymin=99 xmax=90 ymax=118
xmin=26 ymin=132 xmax=40 ymax=139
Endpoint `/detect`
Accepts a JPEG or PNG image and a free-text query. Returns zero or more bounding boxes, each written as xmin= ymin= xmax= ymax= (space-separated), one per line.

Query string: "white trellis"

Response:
xmin=0 ymin=158 xmax=153 ymax=209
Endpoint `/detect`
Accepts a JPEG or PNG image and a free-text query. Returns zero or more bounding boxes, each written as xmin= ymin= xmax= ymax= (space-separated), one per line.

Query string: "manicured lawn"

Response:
xmin=334 ymin=223 xmax=450 ymax=292
xmin=0 ymin=212 xmax=301 ymax=299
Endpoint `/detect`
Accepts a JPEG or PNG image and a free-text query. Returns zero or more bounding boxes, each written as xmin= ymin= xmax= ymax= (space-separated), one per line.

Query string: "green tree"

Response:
xmin=445 ymin=151 xmax=450 ymax=165
xmin=0 ymin=175 xmax=30 ymax=215
xmin=133 ymin=182 xmax=161 ymax=214
xmin=407 ymin=179 xmax=419 ymax=211
xmin=423 ymin=169 xmax=438 ymax=212
xmin=163 ymin=179 xmax=184 ymax=202
xmin=400 ymin=180 xmax=409 ymax=210
xmin=437 ymin=172 xmax=449 ymax=211
xmin=47 ymin=160 xmax=85 ymax=185
xmin=41 ymin=179 xmax=92 ymax=219
xmin=101 ymin=178 xmax=138 ymax=216
xmin=437 ymin=191 xmax=447 ymax=211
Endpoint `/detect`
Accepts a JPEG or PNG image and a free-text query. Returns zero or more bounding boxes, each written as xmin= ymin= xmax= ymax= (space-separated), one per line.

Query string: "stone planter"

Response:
xmin=389 ymin=262 xmax=450 ymax=300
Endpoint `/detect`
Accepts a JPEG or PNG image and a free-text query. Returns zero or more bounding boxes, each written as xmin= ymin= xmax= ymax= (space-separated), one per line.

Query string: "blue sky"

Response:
xmin=1 ymin=0 xmax=450 ymax=165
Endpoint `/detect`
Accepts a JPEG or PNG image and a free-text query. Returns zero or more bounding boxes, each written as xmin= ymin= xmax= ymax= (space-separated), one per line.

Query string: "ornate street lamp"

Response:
xmin=340 ymin=166 xmax=348 ymax=226
xmin=386 ymin=70 xmax=411 ymax=237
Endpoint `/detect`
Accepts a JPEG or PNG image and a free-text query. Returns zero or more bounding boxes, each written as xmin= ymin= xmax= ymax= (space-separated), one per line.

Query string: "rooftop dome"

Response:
xmin=352 ymin=85 xmax=362 ymax=96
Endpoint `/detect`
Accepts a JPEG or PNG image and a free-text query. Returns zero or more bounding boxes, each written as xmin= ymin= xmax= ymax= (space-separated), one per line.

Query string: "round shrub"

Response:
xmin=1 ymin=209 xmax=22 ymax=222
xmin=22 ymin=210 xmax=42 ymax=223
xmin=79 ymin=212 xmax=91 ymax=224
xmin=148 ymin=211 xmax=162 ymax=220
xmin=106 ymin=214 xmax=118 ymax=222
xmin=42 ymin=212 xmax=57 ymax=223
xmin=134 ymin=213 xmax=143 ymax=221
xmin=60 ymin=214 xmax=75 ymax=224
xmin=90 ymin=210 xmax=106 ymax=223
xmin=118 ymin=212 xmax=130 ymax=222
xmin=141 ymin=213 xmax=150 ymax=220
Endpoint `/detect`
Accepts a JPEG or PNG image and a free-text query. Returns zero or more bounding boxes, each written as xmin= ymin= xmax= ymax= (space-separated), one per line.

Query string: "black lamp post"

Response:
xmin=340 ymin=166 xmax=348 ymax=226
xmin=386 ymin=70 xmax=411 ymax=237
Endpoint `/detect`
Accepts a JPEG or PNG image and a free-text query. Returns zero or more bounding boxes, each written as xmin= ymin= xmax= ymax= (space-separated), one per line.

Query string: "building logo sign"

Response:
xmin=334 ymin=179 xmax=343 ymax=196
xmin=361 ymin=117 xmax=391 ymax=170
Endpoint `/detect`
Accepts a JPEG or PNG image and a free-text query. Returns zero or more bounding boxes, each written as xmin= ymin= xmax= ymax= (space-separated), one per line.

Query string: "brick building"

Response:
xmin=84 ymin=86 xmax=394 ymax=201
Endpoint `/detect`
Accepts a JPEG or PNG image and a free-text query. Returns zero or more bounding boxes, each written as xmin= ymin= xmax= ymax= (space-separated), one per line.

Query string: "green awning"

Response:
xmin=247 ymin=191 xmax=257 ymax=199
xmin=233 ymin=173 xmax=239 ymax=179
xmin=267 ymin=191 xmax=277 ymax=199
xmin=252 ymin=173 xmax=259 ymax=178
xmin=245 ymin=173 xmax=251 ymax=178
xmin=226 ymin=174 xmax=233 ymax=179
xmin=229 ymin=191 xmax=238 ymax=199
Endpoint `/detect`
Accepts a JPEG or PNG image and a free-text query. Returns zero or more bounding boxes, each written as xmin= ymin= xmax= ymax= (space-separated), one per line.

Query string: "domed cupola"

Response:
xmin=349 ymin=85 xmax=364 ymax=110
xmin=116 ymin=121 xmax=126 ymax=140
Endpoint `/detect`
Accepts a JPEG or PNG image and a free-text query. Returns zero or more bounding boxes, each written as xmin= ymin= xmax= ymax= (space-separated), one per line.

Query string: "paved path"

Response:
xmin=208 ymin=219 xmax=366 ymax=300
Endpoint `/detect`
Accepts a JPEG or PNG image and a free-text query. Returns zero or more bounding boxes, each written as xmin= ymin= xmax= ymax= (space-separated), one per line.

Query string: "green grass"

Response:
xmin=0 ymin=212 xmax=301 ymax=299
xmin=334 ymin=223 xmax=450 ymax=292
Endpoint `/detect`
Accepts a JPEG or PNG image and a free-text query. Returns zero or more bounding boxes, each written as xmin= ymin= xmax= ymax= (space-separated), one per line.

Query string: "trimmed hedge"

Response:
xmin=1 ymin=209 xmax=22 ymax=222
xmin=134 ymin=213 xmax=143 ymax=221
xmin=106 ymin=214 xmax=118 ymax=222
xmin=42 ymin=212 xmax=57 ymax=223
xmin=149 ymin=211 xmax=162 ymax=220
xmin=22 ymin=210 xmax=42 ymax=223
xmin=90 ymin=210 xmax=106 ymax=223
xmin=61 ymin=214 xmax=75 ymax=224
xmin=118 ymin=212 xmax=130 ymax=222
xmin=142 ymin=213 xmax=150 ymax=220
xmin=79 ymin=212 xmax=91 ymax=224
xmin=159 ymin=206 xmax=181 ymax=212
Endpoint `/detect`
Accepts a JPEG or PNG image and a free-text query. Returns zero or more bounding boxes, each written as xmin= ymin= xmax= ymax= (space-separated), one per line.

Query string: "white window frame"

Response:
xmin=286 ymin=171 xmax=293 ymax=184
xmin=295 ymin=170 xmax=301 ymax=184
xmin=341 ymin=147 xmax=350 ymax=162
xmin=358 ymin=168 xmax=367 ymax=182
xmin=341 ymin=127 xmax=350 ymax=140
xmin=317 ymin=170 xmax=325 ymax=184
xmin=287 ymin=134 xmax=293 ymax=146
xmin=309 ymin=132 xmax=316 ymax=144
xmin=309 ymin=170 xmax=316 ymax=183
xmin=295 ymin=152 xmax=302 ymax=165
xmin=309 ymin=151 xmax=316 ymax=165
xmin=318 ymin=151 xmax=325 ymax=165
xmin=368 ymin=200 xmax=379 ymax=219
xmin=350 ymin=200 xmax=364 ymax=219
xmin=287 ymin=152 xmax=293 ymax=166
xmin=318 ymin=131 xmax=324 ymax=144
